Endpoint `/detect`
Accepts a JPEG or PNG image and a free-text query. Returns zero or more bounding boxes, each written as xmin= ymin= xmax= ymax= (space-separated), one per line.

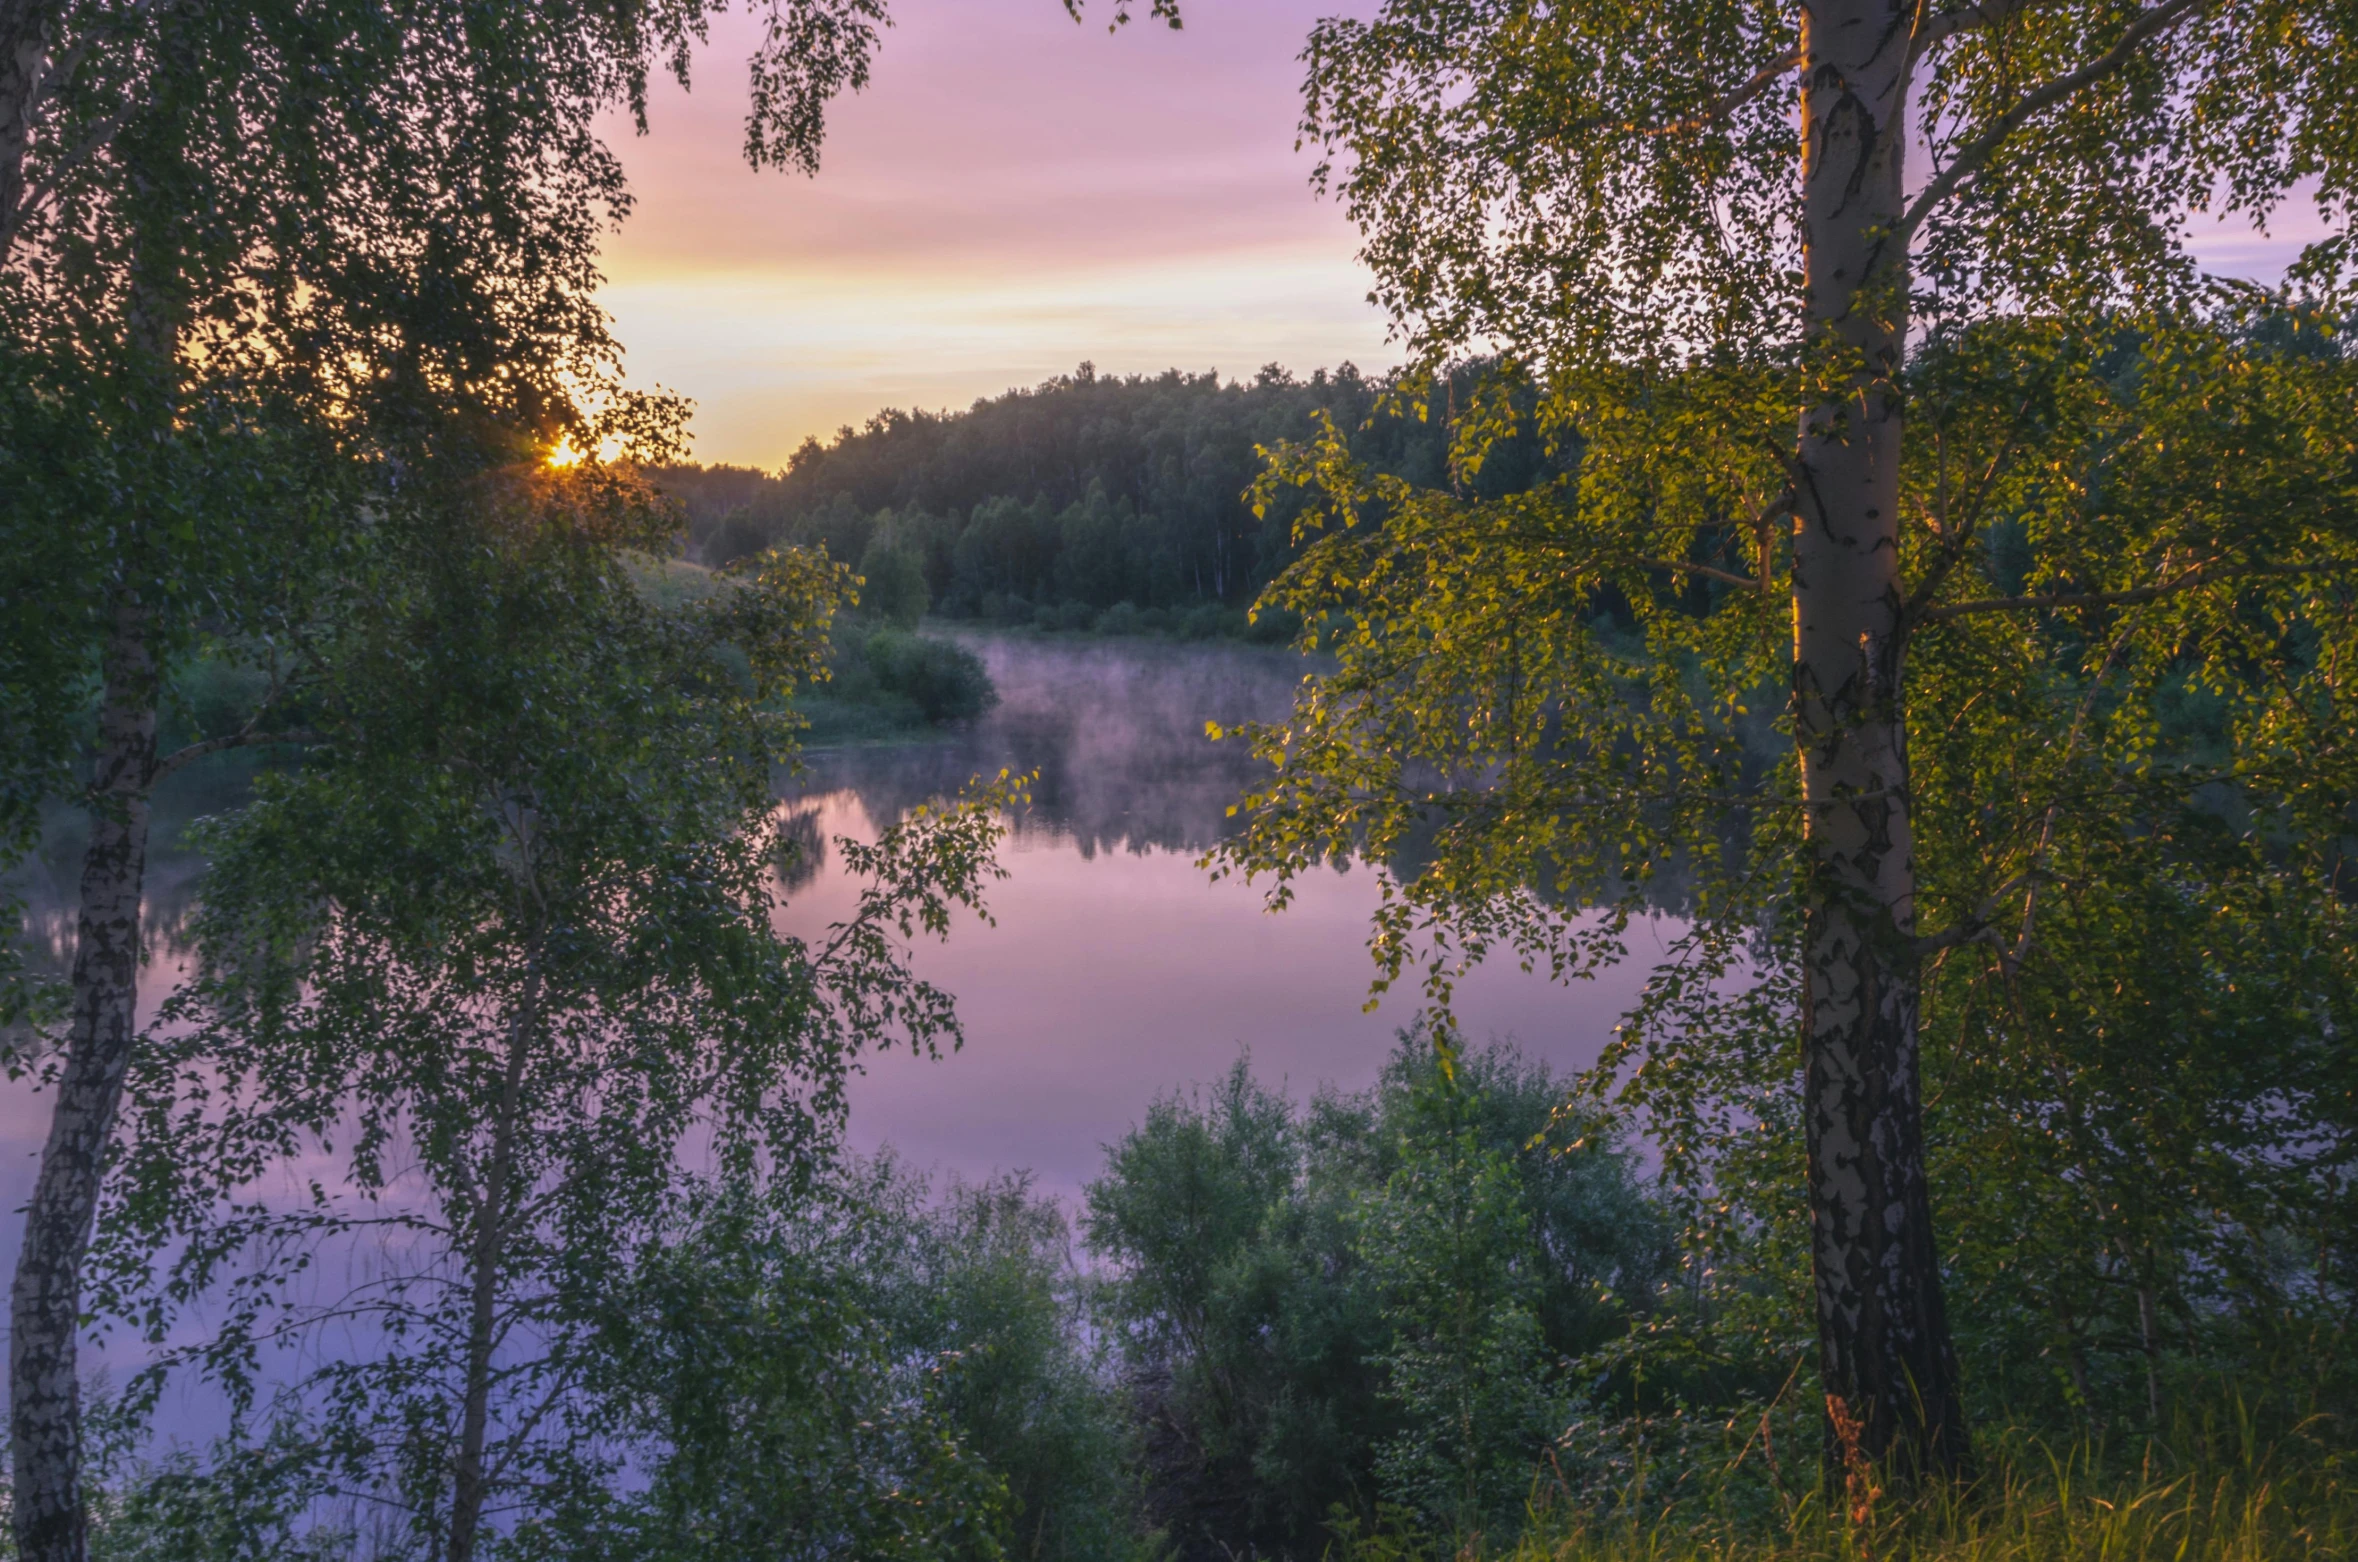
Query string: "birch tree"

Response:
xmin=0 ymin=4 xmax=890 ymax=1555
xmin=89 ymin=471 xmax=1014 ymax=1560
xmin=1213 ymin=0 xmax=2358 ymax=1480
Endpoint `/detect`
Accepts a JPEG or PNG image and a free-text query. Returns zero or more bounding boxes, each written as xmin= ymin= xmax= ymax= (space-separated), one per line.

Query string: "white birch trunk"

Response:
xmin=9 ymin=591 xmax=157 ymax=1562
xmin=1793 ymin=0 xmax=1970 ymax=1480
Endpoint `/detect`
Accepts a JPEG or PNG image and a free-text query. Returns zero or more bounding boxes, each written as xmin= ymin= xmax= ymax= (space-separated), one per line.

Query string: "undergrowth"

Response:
xmin=1334 ymin=1404 xmax=2354 ymax=1562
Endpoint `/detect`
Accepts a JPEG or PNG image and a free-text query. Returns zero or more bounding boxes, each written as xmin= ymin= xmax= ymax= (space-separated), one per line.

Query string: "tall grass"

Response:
xmin=1337 ymin=1401 xmax=2355 ymax=1562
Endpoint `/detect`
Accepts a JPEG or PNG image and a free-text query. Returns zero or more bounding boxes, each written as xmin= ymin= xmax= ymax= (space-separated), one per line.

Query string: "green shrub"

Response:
xmin=856 ymin=533 xmax=931 ymax=628
xmin=1094 ymin=601 xmax=1144 ymax=636
xmin=1243 ymin=605 xmax=1304 ymax=645
xmin=1085 ymin=1034 xmax=1672 ymax=1558
xmin=867 ymin=1169 xmax=1148 ymax=1562
xmin=865 ymin=631 xmax=998 ymax=723
xmin=978 ymin=590 xmax=1033 ymax=626
xmin=1035 ymin=600 xmax=1096 ymax=633
xmin=1177 ymin=604 xmax=1249 ymax=641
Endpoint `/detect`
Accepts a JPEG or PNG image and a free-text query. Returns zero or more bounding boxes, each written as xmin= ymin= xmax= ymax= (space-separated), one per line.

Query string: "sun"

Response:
xmin=544 ymin=434 xmax=628 ymax=469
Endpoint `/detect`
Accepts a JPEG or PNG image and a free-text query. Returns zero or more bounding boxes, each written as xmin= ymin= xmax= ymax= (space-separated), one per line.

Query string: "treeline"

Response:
xmin=652 ymin=361 xmax=1560 ymax=635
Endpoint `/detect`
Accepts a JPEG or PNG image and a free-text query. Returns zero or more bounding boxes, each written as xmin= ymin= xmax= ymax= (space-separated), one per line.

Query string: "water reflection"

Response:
xmin=4 ymin=633 xmax=1667 ymax=1212
xmin=782 ymin=633 xmax=1666 ymax=1198
xmin=3 ymin=632 xmax=1675 ymax=1452
xmin=796 ymin=630 xmax=1304 ymax=858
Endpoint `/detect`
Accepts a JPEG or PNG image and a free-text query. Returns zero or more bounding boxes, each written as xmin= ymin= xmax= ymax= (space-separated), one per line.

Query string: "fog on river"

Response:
xmin=786 ymin=631 xmax=1669 ymax=1198
xmin=4 ymin=632 xmax=1672 ymax=1222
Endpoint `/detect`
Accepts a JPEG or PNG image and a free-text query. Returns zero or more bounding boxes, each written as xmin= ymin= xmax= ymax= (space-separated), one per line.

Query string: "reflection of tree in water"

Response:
xmin=793 ymin=634 xmax=1311 ymax=857
xmin=8 ymin=641 xmax=1714 ymax=994
xmin=773 ymin=805 xmax=829 ymax=897
xmin=8 ymin=639 xmax=1303 ymax=1021
xmin=789 ymin=634 xmax=1712 ymax=920
xmin=7 ymin=758 xmax=252 ymax=1005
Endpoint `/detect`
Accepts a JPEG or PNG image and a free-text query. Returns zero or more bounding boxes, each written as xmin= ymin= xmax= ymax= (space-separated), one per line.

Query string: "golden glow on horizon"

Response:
xmin=544 ymin=434 xmax=628 ymax=469
xmin=588 ymin=2 xmax=2328 ymax=469
xmin=591 ymin=1 xmax=1399 ymax=469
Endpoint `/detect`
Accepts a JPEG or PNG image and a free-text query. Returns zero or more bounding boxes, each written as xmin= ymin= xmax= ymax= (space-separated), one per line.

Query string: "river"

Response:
xmin=786 ymin=631 xmax=1663 ymax=1198
xmin=8 ymin=631 xmax=1673 ymax=1223
xmin=4 ymin=634 xmax=1666 ymax=1214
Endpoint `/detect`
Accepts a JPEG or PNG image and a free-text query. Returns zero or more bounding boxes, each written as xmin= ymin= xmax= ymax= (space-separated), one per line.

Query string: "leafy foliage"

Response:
xmin=864 ymin=632 xmax=1002 ymax=725
xmin=82 ymin=1156 xmax=1146 ymax=1562
xmin=1212 ymin=0 xmax=2358 ymax=1471
xmin=1085 ymin=1034 xmax=1671 ymax=1555
xmin=0 ymin=0 xmax=901 ymax=1545
xmin=1215 ymin=303 xmax=2358 ymax=1434
xmin=89 ymin=471 xmax=1017 ymax=1556
xmin=560 ymin=1172 xmax=1015 ymax=1562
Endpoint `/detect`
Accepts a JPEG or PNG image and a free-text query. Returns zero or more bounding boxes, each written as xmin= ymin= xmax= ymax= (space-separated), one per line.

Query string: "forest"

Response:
xmin=649 ymin=360 xmax=1557 ymax=640
xmin=4 ymin=0 xmax=2358 ymax=1559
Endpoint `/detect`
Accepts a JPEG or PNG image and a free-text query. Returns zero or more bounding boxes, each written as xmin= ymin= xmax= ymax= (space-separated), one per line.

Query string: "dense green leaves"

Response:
xmin=566 ymin=1171 xmax=1016 ymax=1562
xmin=1213 ymin=0 xmax=2358 ymax=1470
xmin=660 ymin=362 xmax=1566 ymax=630
xmin=1085 ymin=1036 xmax=1670 ymax=1553
xmin=1217 ymin=299 xmax=2358 ymax=1430
xmin=1301 ymin=0 xmax=2358 ymax=370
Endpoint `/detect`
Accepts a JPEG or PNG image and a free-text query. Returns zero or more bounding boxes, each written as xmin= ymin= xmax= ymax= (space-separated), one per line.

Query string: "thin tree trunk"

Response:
xmin=445 ymin=954 xmax=543 ymax=1562
xmin=1792 ymin=0 xmax=1970 ymax=1482
xmin=2136 ymin=1283 xmax=2161 ymax=1423
xmin=10 ymin=590 xmax=158 ymax=1562
xmin=2061 ymin=1315 xmax=2096 ymax=1427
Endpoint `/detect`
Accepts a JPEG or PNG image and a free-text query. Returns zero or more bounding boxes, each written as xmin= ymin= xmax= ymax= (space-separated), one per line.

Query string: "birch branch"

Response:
xmin=1899 ymin=0 xmax=2210 ymax=241
xmin=1922 ymin=558 xmax=2350 ymax=622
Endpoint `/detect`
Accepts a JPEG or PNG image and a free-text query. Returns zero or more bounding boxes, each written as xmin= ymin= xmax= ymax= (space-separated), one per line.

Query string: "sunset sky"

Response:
xmin=599 ymin=0 xmax=2331 ymax=471
xmin=598 ymin=0 xmax=1388 ymax=469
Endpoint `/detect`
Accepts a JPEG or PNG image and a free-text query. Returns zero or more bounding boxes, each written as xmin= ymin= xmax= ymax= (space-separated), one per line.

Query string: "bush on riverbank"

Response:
xmin=1084 ymin=1034 xmax=1674 ymax=1557
xmin=796 ymin=620 xmax=998 ymax=742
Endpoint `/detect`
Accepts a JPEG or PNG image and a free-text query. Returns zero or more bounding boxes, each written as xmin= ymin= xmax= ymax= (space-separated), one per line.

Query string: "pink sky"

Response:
xmin=599 ymin=0 xmax=1392 ymax=469
xmin=599 ymin=0 xmax=2333 ymax=471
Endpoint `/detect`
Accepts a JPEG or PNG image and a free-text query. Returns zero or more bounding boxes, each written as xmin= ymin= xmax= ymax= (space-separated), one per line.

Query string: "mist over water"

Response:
xmin=0 ymin=633 xmax=1670 ymax=1433
xmin=2 ymin=633 xmax=1668 ymax=1217
xmin=780 ymin=631 xmax=1665 ymax=1199
xmin=797 ymin=630 xmax=1300 ymax=858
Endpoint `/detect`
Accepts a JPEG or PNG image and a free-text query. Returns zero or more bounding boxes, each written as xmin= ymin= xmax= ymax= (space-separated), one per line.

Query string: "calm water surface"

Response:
xmin=2 ymin=631 xmax=1678 ymax=1436
xmin=3 ymin=633 xmax=1666 ymax=1222
xmin=788 ymin=631 xmax=1662 ymax=1198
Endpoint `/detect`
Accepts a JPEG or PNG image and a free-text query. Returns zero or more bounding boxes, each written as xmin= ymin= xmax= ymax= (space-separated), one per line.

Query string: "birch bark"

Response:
xmin=9 ymin=591 xmax=158 ymax=1562
xmin=0 ymin=0 xmax=51 ymax=254
xmin=443 ymin=954 xmax=544 ymax=1562
xmin=11 ymin=242 xmax=185 ymax=1561
xmin=1792 ymin=0 xmax=1969 ymax=1479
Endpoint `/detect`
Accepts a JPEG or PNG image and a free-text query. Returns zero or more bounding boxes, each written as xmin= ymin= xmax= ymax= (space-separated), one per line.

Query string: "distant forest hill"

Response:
xmin=649 ymin=360 xmax=1561 ymax=636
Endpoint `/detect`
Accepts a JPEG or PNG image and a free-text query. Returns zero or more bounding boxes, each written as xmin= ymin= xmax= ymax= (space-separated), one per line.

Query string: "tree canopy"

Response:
xmin=659 ymin=361 xmax=1570 ymax=630
xmin=1212 ymin=0 xmax=2358 ymax=1479
xmin=89 ymin=474 xmax=1013 ymax=1558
